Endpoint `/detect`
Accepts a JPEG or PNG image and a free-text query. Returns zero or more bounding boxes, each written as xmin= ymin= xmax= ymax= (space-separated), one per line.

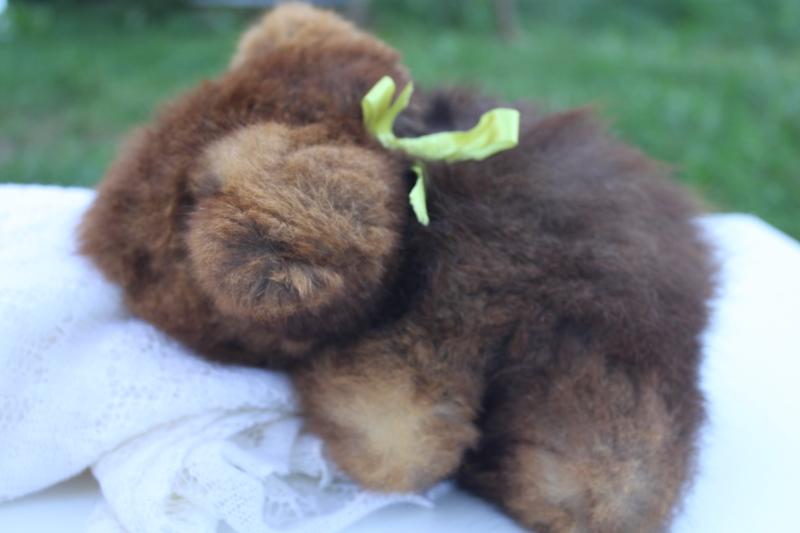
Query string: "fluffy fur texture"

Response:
xmin=80 ymin=4 xmax=715 ymax=533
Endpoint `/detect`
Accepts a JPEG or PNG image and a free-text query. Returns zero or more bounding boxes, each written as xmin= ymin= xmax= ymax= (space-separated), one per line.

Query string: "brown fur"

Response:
xmin=80 ymin=4 xmax=715 ymax=532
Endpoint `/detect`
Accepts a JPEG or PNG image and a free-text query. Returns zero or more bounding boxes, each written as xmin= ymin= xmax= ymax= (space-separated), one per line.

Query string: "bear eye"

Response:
xmin=191 ymin=170 xmax=223 ymax=198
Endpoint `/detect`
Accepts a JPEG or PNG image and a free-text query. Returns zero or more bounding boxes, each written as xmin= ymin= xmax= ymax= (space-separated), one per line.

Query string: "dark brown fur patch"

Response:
xmin=80 ymin=4 xmax=715 ymax=532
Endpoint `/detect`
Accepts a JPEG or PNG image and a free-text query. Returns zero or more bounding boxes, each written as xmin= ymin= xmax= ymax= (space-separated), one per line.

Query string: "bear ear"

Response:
xmin=230 ymin=3 xmax=390 ymax=70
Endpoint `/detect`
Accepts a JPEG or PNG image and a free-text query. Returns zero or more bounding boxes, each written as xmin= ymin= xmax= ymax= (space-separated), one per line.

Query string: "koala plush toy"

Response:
xmin=80 ymin=4 xmax=715 ymax=533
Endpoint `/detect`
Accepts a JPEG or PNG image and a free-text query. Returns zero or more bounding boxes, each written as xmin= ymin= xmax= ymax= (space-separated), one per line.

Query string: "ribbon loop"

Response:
xmin=362 ymin=76 xmax=520 ymax=225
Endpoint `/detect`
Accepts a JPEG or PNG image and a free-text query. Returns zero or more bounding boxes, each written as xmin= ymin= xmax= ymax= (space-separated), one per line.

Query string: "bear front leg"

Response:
xmin=292 ymin=323 xmax=483 ymax=493
xmin=459 ymin=353 xmax=703 ymax=533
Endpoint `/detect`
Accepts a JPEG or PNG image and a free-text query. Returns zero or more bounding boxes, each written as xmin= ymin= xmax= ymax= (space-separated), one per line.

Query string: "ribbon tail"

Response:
xmin=409 ymin=165 xmax=430 ymax=226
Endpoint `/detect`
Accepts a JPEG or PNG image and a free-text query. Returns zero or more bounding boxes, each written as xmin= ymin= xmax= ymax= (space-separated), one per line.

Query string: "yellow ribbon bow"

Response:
xmin=362 ymin=76 xmax=520 ymax=226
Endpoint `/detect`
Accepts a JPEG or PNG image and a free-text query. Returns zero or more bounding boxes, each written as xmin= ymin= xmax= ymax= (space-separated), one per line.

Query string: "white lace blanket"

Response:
xmin=0 ymin=184 xmax=429 ymax=533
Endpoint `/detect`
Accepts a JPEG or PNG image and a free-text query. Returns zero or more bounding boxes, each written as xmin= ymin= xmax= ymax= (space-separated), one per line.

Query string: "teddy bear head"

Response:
xmin=81 ymin=2 xmax=516 ymax=360
xmin=80 ymin=3 xmax=424 ymax=361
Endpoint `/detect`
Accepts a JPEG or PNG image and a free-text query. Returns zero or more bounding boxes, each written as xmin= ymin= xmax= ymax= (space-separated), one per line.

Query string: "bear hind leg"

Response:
xmin=461 ymin=360 xmax=701 ymax=533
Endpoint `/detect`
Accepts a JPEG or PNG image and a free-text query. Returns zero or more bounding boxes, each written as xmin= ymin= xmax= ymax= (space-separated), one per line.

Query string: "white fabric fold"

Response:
xmin=0 ymin=184 xmax=430 ymax=533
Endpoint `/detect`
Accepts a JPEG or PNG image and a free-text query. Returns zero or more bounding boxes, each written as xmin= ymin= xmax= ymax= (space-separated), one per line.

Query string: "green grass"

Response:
xmin=1 ymin=2 xmax=798 ymax=239
xmin=0 ymin=4 xmax=248 ymax=187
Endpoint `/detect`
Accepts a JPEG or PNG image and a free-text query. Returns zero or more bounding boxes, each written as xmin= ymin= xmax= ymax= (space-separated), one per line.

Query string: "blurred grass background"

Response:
xmin=1 ymin=0 xmax=798 ymax=238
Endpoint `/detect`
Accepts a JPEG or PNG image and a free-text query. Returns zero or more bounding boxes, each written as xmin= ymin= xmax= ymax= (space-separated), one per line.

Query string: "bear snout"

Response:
xmin=185 ymin=122 xmax=407 ymax=338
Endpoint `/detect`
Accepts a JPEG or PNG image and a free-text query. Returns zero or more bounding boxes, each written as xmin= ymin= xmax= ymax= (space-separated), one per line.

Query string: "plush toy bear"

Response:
xmin=80 ymin=4 xmax=715 ymax=533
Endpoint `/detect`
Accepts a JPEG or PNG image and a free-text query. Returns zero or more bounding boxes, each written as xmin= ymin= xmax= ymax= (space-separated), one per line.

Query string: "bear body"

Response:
xmin=80 ymin=4 xmax=715 ymax=532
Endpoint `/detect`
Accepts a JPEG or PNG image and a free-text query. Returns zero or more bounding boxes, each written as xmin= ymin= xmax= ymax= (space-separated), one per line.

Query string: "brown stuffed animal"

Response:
xmin=80 ymin=4 xmax=715 ymax=532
